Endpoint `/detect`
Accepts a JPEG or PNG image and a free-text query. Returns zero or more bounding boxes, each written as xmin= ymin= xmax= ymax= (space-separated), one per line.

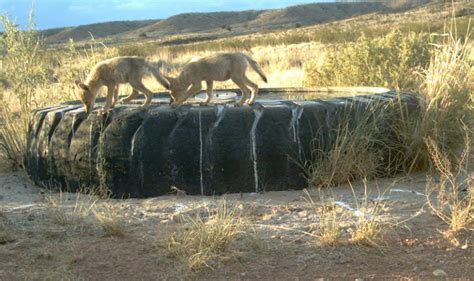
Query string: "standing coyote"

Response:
xmin=75 ymin=56 xmax=170 ymax=113
xmin=163 ymin=53 xmax=267 ymax=106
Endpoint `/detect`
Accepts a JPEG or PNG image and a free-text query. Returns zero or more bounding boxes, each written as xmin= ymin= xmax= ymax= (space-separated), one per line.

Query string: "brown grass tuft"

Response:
xmin=167 ymin=200 xmax=246 ymax=271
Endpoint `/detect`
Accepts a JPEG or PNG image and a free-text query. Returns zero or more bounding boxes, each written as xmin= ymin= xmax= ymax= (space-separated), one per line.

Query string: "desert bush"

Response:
xmin=425 ymin=135 xmax=473 ymax=235
xmin=304 ymin=29 xmax=433 ymax=90
xmin=0 ymin=12 xmax=47 ymax=167
xmin=0 ymin=12 xmax=119 ymax=168
xmin=0 ymin=223 xmax=15 ymax=244
xmin=393 ymin=27 xmax=473 ymax=172
xmin=167 ymin=201 xmax=245 ymax=271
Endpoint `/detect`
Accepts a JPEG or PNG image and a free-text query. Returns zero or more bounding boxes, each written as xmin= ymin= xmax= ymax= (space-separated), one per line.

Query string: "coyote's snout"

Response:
xmin=163 ymin=53 xmax=267 ymax=106
xmin=75 ymin=56 xmax=170 ymax=114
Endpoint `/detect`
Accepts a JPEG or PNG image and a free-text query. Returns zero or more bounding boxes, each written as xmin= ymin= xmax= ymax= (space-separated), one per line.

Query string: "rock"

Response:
xmin=432 ymin=269 xmax=448 ymax=277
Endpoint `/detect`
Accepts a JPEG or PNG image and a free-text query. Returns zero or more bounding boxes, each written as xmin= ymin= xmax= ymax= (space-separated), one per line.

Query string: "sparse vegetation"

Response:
xmin=425 ymin=134 xmax=473 ymax=236
xmin=93 ymin=203 xmax=125 ymax=237
xmin=167 ymin=200 xmax=246 ymax=271
xmin=46 ymin=190 xmax=99 ymax=226
xmin=305 ymin=189 xmax=341 ymax=246
xmin=349 ymin=179 xmax=389 ymax=247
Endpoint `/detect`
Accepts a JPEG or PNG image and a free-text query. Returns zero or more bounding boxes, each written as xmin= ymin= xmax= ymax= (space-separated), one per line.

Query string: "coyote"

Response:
xmin=163 ymin=53 xmax=267 ymax=106
xmin=75 ymin=56 xmax=170 ymax=113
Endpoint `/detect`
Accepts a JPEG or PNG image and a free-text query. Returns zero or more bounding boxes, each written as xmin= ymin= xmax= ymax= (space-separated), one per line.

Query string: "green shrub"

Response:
xmin=0 ymin=12 xmax=47 ymax=167
xmin=304 ymin=29 xmax=434 ymax=91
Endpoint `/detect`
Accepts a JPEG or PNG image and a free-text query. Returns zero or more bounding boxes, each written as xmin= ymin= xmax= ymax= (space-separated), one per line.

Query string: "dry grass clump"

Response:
xmin=304 ymin=189 xmax=341 ymax=246
xmin=304 ymin=180 xmax=391 ymax=247
xmin=167 ymin=200 xmax=246 ymax=271
xmin=93 ymin=203 xmax=125 ymax=237
xmin=425 ymin=135 xmax=473 ymax=236
xmin=45 ymin=190 xmax=99 ymax=226
xmin=349 ymin=180 xmax=389 ymax=247
xmin=304 ymin=102 xmax=388 ymax=187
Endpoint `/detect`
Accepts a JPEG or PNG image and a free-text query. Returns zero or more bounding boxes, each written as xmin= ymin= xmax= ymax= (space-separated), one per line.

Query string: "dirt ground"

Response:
xmin=0 ymin=161 xmax=473 ymax=280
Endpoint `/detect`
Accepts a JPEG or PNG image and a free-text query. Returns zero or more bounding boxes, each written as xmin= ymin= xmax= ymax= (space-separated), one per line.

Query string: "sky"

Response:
xmin=0 ymin=0 xmax=336 ymax=30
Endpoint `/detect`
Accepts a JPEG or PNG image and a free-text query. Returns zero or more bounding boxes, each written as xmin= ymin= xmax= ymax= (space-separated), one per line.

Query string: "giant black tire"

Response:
xmin=25 ymin=88 xmax=420 ymax=198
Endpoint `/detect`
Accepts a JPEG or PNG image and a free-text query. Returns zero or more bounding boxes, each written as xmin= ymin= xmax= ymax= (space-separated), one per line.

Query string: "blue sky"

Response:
xmin=0 ymin=0 xmax=335 ymax=30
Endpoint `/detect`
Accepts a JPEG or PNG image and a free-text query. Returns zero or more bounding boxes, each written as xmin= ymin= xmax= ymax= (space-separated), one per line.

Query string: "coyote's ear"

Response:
xmin=75 ymin=80 xmax=89 ymax=91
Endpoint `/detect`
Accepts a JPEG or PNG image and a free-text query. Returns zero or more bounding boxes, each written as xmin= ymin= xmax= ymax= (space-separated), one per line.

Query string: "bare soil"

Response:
xmin=0 ymin=164 xmax=472 ymax=280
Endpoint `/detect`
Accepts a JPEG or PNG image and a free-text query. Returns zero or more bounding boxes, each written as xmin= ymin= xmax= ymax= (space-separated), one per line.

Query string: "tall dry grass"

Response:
xmin=167 ymin=201 xmax=246 ymax=271
xmin=304 ymin=189 xmax=342 ymax=246
xmin=395 ymin=24 xmax=473 ymax=173
xmin=304 ymin=100 xmax=391 ymax=188
xmin=141 ymin=42 xmax=322 ymax=90
xmin=425 ymin=133 xmax=473 ymax=236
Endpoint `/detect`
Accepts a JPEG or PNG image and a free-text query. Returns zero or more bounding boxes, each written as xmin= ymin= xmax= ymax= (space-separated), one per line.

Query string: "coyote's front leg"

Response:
xmin=111 ymin=84 xmax=120 ymax=107
xmin=204 ymin=81 xmax=213 ymax=104
xmin=98 ymin=85 xmax=115 ymax=114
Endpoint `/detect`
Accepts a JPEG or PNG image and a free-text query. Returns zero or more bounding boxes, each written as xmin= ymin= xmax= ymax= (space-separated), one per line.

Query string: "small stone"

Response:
xmin=297 ymin=210 xmax=308 ymax=217
xmin=433 ymin=269 xmax=447 ymax=277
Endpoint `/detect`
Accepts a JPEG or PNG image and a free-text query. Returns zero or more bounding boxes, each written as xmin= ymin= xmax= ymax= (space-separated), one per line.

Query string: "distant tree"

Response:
xmin=295 ymin=23 xmax=302 ymax=28
xmin=138 ymin=32 xmax=147 ymax=38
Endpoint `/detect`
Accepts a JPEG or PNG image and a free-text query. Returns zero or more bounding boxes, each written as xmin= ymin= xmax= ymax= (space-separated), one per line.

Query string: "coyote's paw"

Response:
xmin=98 ymin=108 xmax=112 ymax=115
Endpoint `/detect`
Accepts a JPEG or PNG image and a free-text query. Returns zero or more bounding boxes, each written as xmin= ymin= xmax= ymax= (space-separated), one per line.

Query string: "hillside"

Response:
xmin=41 ymin=20 xmax=158 ymax=44
xmin=40 ymin=2 xmax=392 ymax=45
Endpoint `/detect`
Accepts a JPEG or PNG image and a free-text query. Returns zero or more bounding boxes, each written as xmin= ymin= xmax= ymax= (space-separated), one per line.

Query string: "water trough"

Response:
xmin=25 ymin=87 xmax=420 ymax=198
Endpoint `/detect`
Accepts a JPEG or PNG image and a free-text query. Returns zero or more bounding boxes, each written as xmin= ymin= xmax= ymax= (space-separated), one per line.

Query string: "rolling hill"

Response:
xmin=39 ymin=2 xmax=398 ymax=45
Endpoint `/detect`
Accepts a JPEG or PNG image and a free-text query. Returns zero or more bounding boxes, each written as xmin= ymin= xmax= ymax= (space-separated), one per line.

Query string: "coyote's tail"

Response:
xmin=145 ymin=60 xmax=170 ymax=90
xmin=244 ymin=54 xmax=268 ymax=83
